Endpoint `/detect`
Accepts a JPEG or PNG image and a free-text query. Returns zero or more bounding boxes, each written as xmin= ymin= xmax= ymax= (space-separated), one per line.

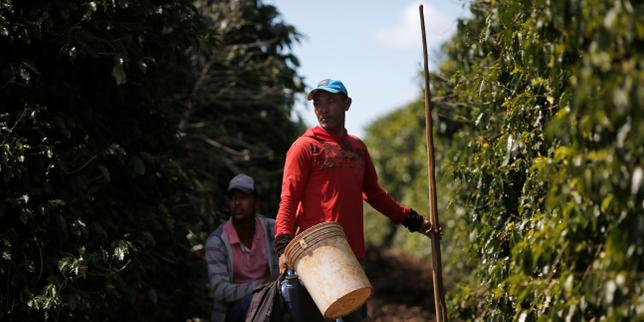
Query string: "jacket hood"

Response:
xmin=303 ymin=126 xmax=347 ymax=142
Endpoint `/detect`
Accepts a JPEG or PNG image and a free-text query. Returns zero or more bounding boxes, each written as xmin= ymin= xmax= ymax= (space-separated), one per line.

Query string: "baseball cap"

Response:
xmin=307 ymin=79 xmax=348 ymax=100
xmin=227 ymin=174 xmax=255 ymax=195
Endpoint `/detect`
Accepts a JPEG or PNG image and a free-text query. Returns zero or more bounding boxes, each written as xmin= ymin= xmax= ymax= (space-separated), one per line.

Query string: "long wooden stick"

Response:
xmin=419 ymin=5 xmax=448 ymax=322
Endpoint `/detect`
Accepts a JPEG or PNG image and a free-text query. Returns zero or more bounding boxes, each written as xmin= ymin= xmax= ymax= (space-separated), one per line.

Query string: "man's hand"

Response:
xmin=418 ymin=216 xmax=443 ymax=240
xmin=278 ymin=253 xmax=290 ymax=275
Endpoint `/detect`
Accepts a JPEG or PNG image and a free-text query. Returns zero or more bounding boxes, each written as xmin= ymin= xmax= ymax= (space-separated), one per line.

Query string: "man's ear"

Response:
xmin=344 ymin=97 xmax=352 ymax=111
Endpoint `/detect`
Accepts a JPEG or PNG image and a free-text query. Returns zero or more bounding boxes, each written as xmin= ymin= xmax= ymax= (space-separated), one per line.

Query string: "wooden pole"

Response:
xmin=419 ymin=5 xmax=448 ymax=322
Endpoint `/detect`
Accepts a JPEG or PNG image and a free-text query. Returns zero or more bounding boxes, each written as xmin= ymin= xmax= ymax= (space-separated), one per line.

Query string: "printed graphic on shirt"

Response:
xmin=309 ymin=141 xmax=364 ymax=170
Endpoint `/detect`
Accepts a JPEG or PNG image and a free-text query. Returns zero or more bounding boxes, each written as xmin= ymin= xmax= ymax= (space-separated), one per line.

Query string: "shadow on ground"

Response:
xmin=364 ymin=248 xmax=438 ymax=322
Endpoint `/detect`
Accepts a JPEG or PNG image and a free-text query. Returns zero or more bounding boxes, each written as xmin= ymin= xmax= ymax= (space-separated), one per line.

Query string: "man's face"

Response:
xmin=228 ymin=190 xmax=256 ymax=222
xmin=312 ymin=91 xmax=351 ymax=134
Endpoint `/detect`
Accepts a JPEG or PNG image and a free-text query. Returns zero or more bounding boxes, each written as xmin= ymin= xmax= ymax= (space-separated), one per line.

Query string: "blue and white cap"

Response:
xmin=307 ymin=79 xmax=348 ymax=100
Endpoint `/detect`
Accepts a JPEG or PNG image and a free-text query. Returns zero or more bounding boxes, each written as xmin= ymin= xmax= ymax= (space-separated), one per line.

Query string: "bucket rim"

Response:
xmin=284 ymin=221 xmax=347 ymax=266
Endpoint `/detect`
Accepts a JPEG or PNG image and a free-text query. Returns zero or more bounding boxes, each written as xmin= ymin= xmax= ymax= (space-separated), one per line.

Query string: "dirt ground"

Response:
xmin=364 ymin=248 xmax=437 ymax=322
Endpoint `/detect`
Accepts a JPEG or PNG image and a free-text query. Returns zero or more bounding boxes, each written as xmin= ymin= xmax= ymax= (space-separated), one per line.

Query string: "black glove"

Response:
xmin=401 ymin=209 xmax=424 ymax=232
xmin=274 ymin=234 xmax=292 ymax=257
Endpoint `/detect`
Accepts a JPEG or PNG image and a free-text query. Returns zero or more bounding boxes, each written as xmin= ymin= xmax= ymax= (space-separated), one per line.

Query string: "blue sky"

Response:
xmin=269 ymin=0 xmax=471 ymax=138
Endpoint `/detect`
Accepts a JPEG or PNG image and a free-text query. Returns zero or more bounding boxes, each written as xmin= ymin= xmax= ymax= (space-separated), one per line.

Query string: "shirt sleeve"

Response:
xmin=361 ymin=143 xmax=410 ymax=224
xmin=205 ymin=235 xmax=262 ymax=303
xmin=275 ymin=139 xmax=312 ymax=238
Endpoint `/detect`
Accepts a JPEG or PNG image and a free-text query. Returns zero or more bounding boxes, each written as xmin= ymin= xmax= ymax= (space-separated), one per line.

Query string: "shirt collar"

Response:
xmin=309 ymin=126 xmax=348 ymax=142
xmin=224 ymin=217 xmax=264 ymax=245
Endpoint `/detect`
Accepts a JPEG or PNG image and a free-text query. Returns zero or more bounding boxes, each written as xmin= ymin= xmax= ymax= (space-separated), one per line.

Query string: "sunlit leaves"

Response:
xmin=112 ymin=240 xmax=131 ymax=262
xmin=58 ymin=252 xmax=87 ymax=279
xmin=27 ymin=284 xmax=62 ymax=312
xmin=435 ymin=0 xmax=644 ymax=320
xmin=364 ymin=0 xmax=643 ymax=320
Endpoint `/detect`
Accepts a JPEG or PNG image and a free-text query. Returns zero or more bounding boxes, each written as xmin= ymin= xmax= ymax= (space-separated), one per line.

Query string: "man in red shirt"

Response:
xmin=274 ymin=79 xmax=440 ymax=320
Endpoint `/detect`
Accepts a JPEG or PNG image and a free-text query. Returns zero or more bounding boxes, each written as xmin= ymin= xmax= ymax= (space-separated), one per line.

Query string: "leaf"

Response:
xmin=111 ymin=58 xmax=127 ymax=85
xmin=554 ymin=146 xmax=571 ymax=161
xmin=98 ymin=165 xmax=111 ymax=182
xmin=511 ymin=65 xmax=523 ymax=75
xmin=128 ymin=156 xmax=145 ymax=175
xmin=113 ymin=240 xmax=130 ymax=262
xmin=600 ymin=194 xmax=614 ymax=212
xmin=148 ymin=288 xmax=158 ymax=305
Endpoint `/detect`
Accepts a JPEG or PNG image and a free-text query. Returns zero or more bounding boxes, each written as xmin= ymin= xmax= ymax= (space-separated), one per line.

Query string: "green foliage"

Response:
xmin=1 ymin=0 xmax=206 ymax=320
xmin=1 ymin=0 xmax=303 ymax=320
xmin=364 ymin=0 xmax=643 ymax=320
xmin=364 ymin=102 xmax=428 ymax=250
xmin=184 ymin=0 xmax=305 ymax=234
xmin=364 ymin=95 xmax=460 ymax=258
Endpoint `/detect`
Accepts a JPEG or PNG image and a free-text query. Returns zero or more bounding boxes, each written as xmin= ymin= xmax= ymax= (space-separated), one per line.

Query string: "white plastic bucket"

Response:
xmin=284 ymin=222 xmax=373 ymax=319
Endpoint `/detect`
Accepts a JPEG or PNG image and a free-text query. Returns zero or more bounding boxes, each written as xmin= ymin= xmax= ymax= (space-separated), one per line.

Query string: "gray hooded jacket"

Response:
xmin=205 ymin=215 xmax=279 ymax=322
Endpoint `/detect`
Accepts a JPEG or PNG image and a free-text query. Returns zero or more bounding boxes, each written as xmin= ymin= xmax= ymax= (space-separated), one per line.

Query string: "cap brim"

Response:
xmin=227 ymin=187 xmax=254 ymax=195
xmin=307 ymin=87 xmax=341 ymax=100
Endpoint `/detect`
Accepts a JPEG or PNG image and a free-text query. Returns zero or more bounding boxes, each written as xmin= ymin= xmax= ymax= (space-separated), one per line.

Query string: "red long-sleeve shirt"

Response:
xmin=275 ymin=126 xmax=411 ymax=259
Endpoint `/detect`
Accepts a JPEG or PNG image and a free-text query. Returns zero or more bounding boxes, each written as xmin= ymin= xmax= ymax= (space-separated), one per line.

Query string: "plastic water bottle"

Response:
xmin=280 ymin=269 xmax=325 ymax=322
xmin=280 ymin=268 xmax=297 ymax=305
xmin=280 ymin=269 xmax=303 ymax=321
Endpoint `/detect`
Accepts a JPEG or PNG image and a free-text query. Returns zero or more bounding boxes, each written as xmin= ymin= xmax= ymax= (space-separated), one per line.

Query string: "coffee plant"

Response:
xmin=364 ymin=0 xmax=642 ymax=320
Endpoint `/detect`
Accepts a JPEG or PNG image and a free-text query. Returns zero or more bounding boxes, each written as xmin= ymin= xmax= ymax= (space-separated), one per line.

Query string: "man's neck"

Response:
xmin=321 ymin=126 xmax=346 ymax=138
xmin=232 ymin=216 xmax=255 ymax=248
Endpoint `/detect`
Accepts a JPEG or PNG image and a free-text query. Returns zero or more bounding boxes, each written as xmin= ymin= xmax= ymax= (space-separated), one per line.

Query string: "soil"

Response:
xmin=364 ymin=248 xmax=437 ymax=322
